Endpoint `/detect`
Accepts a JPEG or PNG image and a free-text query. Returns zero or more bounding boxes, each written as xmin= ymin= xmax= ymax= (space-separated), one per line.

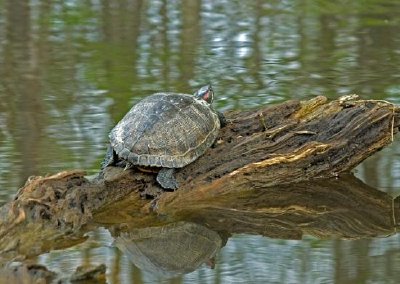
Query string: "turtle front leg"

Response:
xmin=156 ymin=168 xmax=178 ymax=190
xmin=101 ymin=145 xmax=117 ymax=169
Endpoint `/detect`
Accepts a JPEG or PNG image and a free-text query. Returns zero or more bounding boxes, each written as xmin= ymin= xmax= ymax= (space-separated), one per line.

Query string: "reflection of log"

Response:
xmin=0 ymin=262 xmax=106 ymax=283
xmin=94 ymin=174 xmax=397 ymax=241
xmin=1 ymin=96 xmax=400 ymax=262
xmin=155 ymin=174 xmax=397 ymax=240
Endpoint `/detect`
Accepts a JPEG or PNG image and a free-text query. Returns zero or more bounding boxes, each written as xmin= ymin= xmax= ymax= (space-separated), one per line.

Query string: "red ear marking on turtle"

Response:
xmin=203 ymin=91 xmax=210 ymax=102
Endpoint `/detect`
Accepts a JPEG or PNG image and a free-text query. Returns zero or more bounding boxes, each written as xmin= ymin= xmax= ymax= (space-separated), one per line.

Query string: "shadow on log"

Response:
xmin=1 ymin=95 xmax=400 ymax=266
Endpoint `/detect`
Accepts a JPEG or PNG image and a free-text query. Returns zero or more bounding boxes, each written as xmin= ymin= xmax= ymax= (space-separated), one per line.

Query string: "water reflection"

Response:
xmin=78 ymin=174 xmax=400 ymax=282
xmin=97 ymin=174 xmax=397 ymax=241
xmin=1 ymin=172 xmax=400 ymax=282
xmin=8 ymin=176 xmax=394 ymax=283
xmin=114 ymin=222 xmax=223 ymax=276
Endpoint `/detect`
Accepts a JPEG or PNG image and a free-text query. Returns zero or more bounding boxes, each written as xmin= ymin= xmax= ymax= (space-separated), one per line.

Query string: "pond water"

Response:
xmin=1 ymin=0 xmax=400 ymax=283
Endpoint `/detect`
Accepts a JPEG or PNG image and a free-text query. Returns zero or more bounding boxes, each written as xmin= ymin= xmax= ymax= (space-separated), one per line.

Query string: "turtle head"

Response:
xmin=194 ymin=84 xmax=214 ymax=104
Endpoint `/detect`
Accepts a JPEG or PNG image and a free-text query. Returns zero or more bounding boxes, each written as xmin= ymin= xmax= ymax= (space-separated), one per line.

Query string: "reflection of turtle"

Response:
xmin=114 ymin=222 xmax=223 ymax=276
xmin=104 ymin=85 xmax=223 ymax=189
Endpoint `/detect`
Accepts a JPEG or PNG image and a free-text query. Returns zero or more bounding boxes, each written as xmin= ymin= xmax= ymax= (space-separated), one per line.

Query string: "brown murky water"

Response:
xmin=1 ymin=0 xmax=400 ymax=283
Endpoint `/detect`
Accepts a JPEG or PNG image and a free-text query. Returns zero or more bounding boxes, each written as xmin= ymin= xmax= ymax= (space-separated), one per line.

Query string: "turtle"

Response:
xmin=103 ymin=84 xmax=224 ymax=189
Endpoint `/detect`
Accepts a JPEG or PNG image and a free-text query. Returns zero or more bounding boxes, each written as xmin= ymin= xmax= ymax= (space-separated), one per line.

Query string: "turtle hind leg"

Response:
xmin=156 ymin=168 xmax=178 ymax=190
xmin=217 ymin=111 xmax=227 ymax=127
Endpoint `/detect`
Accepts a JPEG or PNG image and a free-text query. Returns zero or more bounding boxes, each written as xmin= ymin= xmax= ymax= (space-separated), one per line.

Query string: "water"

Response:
xmin=1 ymin=0 xmax=400 ymax=282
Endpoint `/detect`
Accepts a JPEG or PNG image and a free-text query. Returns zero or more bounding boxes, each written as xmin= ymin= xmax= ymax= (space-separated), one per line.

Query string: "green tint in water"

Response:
xmin=1 ymin=0 xmax=400 ymax=283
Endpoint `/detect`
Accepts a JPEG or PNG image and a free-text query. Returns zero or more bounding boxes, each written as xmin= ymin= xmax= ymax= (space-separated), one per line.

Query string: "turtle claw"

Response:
xmin=124 ymin=162 xmax=133 ymax=171
xmin=156 ymin=168 xmax=178 ymax=190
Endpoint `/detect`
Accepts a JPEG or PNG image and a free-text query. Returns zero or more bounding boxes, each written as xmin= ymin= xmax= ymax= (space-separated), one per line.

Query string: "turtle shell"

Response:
xmin=110 ymin=92 xmax=220 ymax=168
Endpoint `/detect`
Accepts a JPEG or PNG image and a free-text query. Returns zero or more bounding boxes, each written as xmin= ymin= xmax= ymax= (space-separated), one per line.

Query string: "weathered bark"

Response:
xmin=157 ymin=95 xmax=400 ymax=211
xmin=1 ymin=95 xmax=400 ymax=263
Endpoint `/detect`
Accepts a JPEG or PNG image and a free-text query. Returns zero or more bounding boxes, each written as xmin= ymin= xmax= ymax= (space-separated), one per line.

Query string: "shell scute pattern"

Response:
xmin=110 ymin=91 xmax=220 ymax=169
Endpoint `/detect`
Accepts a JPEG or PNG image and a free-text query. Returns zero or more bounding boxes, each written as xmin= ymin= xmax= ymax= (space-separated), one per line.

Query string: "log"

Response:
xmin=1 ymin=95 xmax=400 ymax=263
xmin=156 ymin=95 xmax=400 ymax=210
